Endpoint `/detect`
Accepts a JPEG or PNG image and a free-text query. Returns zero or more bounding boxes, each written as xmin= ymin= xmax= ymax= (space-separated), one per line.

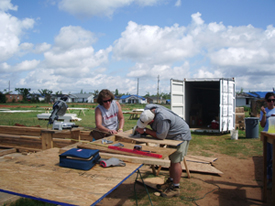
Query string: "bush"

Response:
xmin=0 ymin=92 xmax=6 ymax=103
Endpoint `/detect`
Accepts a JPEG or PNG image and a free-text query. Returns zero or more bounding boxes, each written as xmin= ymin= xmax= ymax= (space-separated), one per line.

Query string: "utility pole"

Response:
xmin=137 ymin=78 xmax=139 ymax=96
xmin=157 ymin=75 xmax=160 ymax=103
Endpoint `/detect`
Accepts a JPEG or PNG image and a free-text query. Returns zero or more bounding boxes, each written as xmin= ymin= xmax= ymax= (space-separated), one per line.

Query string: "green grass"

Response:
xmin=0 ymin=103 xmax=264 ymax=206
xmin=4 ymin=198 xmax=56 ymax=206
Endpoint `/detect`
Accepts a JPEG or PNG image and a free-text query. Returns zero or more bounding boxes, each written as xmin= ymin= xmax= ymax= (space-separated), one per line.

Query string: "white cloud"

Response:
xmin=58 ymin=0 xmax=162 ymax=18
xmin=175 ymin=0 xmax=181 ymax=7
xmin=0 ymin=0 xmax=17 ymax=12
xmin=16 ymin=25 xmax=113 ymax=92
xmin=191 ymin=12 xmax=204 ymax=25
xmin=113 ymin=21 xmax=196 ymax=65
xmin=193 ymin=68 xmax=224 ymax=78
xmin=19 ymin=42 xmax=34 ymax=52
xmin=41 ymin=26 xmax=111 ymax=77
xmin=0 ymin=62 xmax=11 ymax=72
xmin=111 ymin=13 xmax=275 ymax=92
xmin=14 ymin=60 xmax=40 ymax=71
xmin=34 ymin=43 xmax=51 ymax=54
xmin=2 ymin=3 xmax=275 ymax=95
xmin=0 ymin=60 xmax=39 ymax=73
xmin=0 ymin=7 xmax=35 ymax=61
xmin=54 ymin=26 xmax=97 ymax=51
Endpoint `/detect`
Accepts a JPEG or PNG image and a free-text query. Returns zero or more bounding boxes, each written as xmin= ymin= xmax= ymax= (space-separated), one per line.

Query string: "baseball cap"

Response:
xmin=137 ymin=110 xmax=154 ymax=128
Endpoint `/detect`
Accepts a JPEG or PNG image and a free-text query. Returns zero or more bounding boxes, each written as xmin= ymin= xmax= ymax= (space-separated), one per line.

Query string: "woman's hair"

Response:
xmin=97 ymin=89 xmax=114 ymax=105
xmin=265 ymin=92 xmax=275 ymax=100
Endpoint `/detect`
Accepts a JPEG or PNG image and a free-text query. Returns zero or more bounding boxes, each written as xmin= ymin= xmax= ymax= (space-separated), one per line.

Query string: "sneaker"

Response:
xmin=161 ymin=185 xmax=180 ymax=198
xmin=156 ymin=178 xmax=173 ymax=191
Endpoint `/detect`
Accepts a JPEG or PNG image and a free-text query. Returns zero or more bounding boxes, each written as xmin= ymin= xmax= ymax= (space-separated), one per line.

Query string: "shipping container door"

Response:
xmin=170 ymin=79 xmax=185 ymax=119
xmin=219 ymin=79 xmax=236 ymax=132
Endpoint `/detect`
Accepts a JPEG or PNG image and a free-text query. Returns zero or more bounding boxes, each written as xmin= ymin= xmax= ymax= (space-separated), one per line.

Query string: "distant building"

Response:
xmin=236 ymin=92 xmax=255 ymax=108
xmin=67 ymin=93 xmax=94 ymax=103
xmin=119 ymin=95 xmax=147 ymax=104
xmin=146 ymin=96 xmax=167 ymax=104
xmin=26 ymin=93 xmax=45 ymax=102
xmin=236 ymin=91 xmax=274 ymax=108
xmin=5 ymin=94 xmax=23 ymax=103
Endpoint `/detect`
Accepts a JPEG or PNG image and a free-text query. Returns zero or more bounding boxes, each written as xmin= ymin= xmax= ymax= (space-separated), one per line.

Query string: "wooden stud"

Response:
xmin=183 ymin=157 xmax=191 ymax=178
xmin=41 ymin=130 xmax=54 ymax=150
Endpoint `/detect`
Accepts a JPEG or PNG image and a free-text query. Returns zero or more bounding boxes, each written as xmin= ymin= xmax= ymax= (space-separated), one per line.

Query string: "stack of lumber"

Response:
xmin=235 ymin=107 xmax=245 ymax=130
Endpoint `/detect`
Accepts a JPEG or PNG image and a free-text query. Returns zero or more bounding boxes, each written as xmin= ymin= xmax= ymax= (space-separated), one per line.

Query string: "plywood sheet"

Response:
xmin=0 ymin=148 xmax=142 ymax=206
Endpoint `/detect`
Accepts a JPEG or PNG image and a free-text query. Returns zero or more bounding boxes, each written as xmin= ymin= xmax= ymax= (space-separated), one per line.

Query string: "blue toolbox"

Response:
xmin=59 ymin=148 xmax=100 ymax=170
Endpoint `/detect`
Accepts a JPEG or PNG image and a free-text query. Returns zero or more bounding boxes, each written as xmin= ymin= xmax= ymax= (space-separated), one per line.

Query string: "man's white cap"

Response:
xmin=137 ymin=110 xmax=154 ymax=128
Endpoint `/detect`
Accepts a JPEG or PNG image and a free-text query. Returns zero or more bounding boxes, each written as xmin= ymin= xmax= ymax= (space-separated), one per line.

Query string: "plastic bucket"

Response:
xmin=268 ymin=116 xmax=275 ymax=133
xmin=231 ymin=130 xmax=238 ymax=140
xmin=245 ymin=117 xmax=259 ymax=138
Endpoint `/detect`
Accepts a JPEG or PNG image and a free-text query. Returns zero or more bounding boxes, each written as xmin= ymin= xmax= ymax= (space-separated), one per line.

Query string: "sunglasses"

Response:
xmin=267 ymin=99 xmax=275 ymax=103
xmin=103 ymin=99 xmax=112 ymax=103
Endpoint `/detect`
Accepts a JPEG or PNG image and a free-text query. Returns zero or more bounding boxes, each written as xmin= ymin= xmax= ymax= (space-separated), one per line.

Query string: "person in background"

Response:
xmin=260 ymin=92 xmax=275 ymax=190
xmin=135 ymin=104 xmax=191 ymax=198
xmin=95 ymin=89 xmax=124 ymax=134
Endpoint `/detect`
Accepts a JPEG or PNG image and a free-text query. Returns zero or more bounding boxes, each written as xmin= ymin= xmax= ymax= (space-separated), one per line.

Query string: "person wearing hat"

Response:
xmin=135 ymin=104 xmax=191 ymax=198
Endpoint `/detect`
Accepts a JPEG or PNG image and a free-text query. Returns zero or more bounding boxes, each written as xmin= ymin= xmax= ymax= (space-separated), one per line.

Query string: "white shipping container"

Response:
xmin=170 ymin=78 xmax=236 ymax=132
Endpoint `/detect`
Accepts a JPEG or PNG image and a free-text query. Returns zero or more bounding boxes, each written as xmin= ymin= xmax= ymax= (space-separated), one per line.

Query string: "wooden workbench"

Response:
xmin=0 ymin=148 xmax=142 ymax=206
xmin=261 ymin=131 xmax=275 ymax=203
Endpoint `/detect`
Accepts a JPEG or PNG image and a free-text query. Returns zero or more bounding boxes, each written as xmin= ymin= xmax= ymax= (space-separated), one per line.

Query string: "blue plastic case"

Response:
xmin=59 ymin=148 xmax=100 ymax=170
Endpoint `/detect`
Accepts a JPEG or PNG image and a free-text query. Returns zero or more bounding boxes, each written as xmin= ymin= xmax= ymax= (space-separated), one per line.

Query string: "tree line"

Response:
xmin=0 ymin=88 xmax=170 ymax=103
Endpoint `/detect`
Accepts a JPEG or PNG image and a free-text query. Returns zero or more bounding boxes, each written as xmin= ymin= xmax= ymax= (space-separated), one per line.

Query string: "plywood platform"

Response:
xmin=0 ymin=148 xmax=142 ymax=206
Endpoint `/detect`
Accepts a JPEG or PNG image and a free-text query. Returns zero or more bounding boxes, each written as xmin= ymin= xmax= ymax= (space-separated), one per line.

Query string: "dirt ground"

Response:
xmin=97 ymin=152 xmax=273 ymax=206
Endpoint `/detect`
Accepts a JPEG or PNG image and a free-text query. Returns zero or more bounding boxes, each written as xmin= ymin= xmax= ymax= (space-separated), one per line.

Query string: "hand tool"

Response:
xmin=112 ymin=142 xmax=124 ymax=147
xmin=101 ymin=139 xmax=113 ymax=144
xmin=133 ymin=145 xmax=156 ymax=153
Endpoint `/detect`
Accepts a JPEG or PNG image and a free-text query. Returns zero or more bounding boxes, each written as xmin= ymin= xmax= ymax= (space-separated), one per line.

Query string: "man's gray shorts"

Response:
xmin=169 ymin=140 xmax=190 ymax=163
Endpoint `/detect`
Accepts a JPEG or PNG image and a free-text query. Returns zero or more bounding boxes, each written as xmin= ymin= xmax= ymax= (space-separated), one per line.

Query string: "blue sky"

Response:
xmin=0 ymin=0 xmax=275 ymax=95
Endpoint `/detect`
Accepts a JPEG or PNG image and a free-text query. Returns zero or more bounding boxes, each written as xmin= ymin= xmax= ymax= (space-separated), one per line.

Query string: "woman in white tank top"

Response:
xmin=95 ymin=89 xmax=124 ymax=134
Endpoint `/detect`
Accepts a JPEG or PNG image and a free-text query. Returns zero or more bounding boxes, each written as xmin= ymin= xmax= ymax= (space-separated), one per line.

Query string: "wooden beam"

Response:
xmin=0 ymin=144 xmax=41 ymax=152
xmin=41 ymin=130 xmax=54 ymax=150
xmin=183 ymin=157 xmax=191 ymax=178
xmin=0 ymin=148 xmax=16 ymax=156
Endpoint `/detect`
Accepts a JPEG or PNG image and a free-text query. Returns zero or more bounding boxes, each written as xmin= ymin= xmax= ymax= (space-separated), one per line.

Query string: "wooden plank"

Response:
xmin=41 ymin=130 xmax=54 ymax=150
xmin=0 ymin=148 xmax=16 ymax=156
xmin=0 ymin=148 xmax=142 ymax=206
xmin=183 ymin=157 xmax=191 ymax=178
xmin=78 ymin=141 xmax=176 ymax=159
xmin=0 ymin=144 xmax=41 ymax=152
xmin=0 ymin=134 xmax=75 ymax=149
xmin=70 ymin=130 xmax=80 ymax=141
xmin=0 ymin=125 xmax=43 ymax=136
xmin=99 ymin=152 xmax=170 ymax=167
xmin=0 ymin=125 xmax=83 ymax=140
xmin=98 ymin=153 xmax=222 ymax=175
xmin=185 ymin=155 xmax=218 ymax=164
xmin=115 ymin=129 xmax=183 ymax=147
